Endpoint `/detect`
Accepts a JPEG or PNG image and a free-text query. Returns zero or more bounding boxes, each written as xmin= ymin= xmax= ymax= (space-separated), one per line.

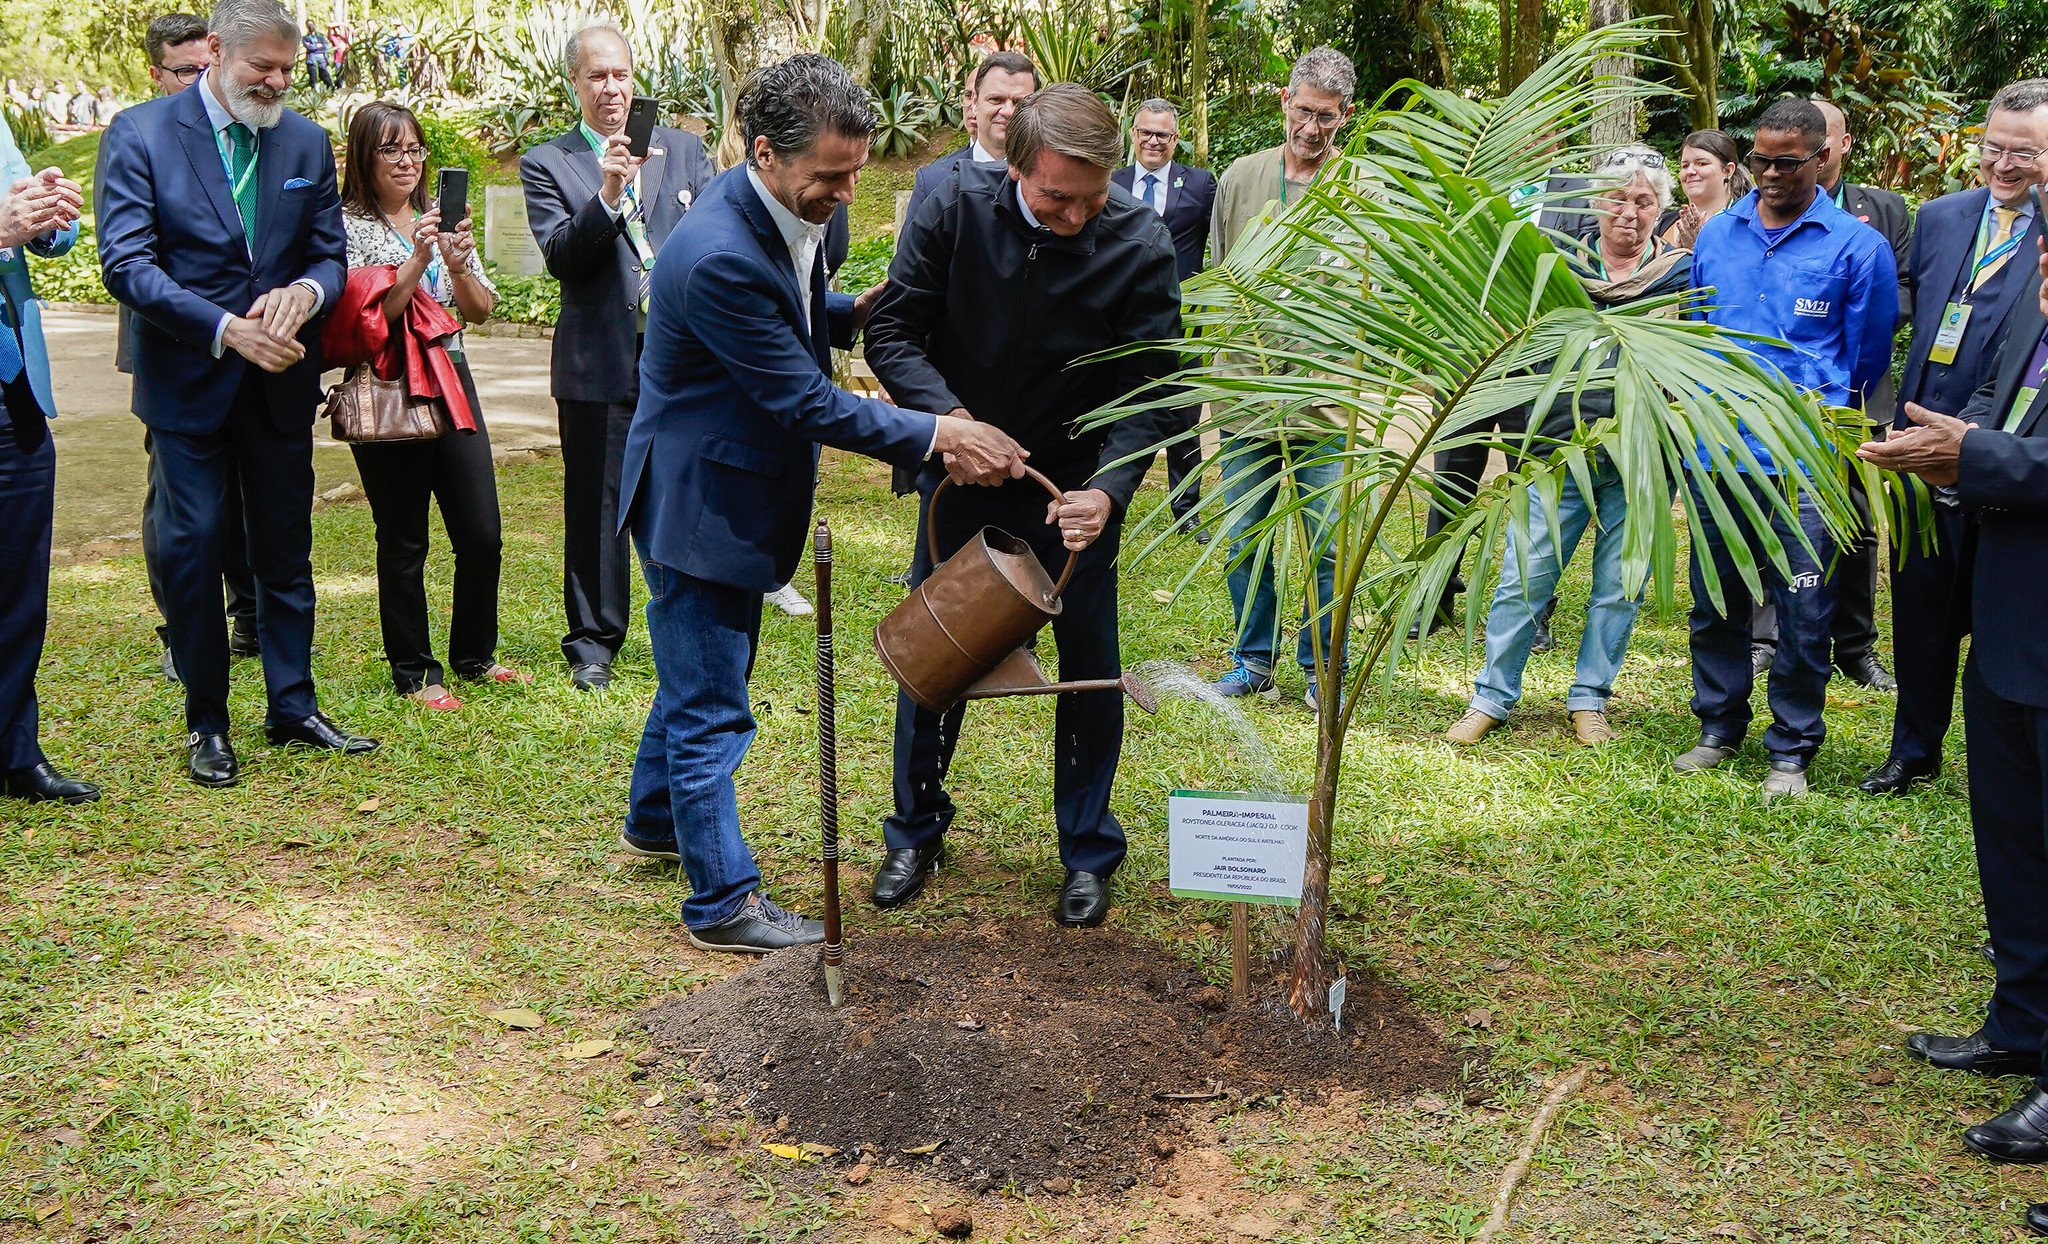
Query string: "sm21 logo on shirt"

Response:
xmin=1793 ymin=297 xmax=1832 ymax=318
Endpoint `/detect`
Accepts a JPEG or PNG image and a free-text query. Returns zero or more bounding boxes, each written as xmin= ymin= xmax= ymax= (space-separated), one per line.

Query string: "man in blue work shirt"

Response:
xmin=1675 ymin=96 xmax=1899 ymax=798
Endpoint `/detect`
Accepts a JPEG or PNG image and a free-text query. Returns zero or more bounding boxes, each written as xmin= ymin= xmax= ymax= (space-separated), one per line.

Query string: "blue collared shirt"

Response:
xmin=1691 ymin=188 xmax=1899 ymax=471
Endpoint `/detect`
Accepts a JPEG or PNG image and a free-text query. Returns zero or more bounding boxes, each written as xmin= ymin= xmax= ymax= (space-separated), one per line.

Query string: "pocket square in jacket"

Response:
xmin=283 ymin=177 xmax=314 ymax=190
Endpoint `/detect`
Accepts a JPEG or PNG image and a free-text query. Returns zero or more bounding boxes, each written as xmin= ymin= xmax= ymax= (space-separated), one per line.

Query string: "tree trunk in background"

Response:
xmin=1513 ymin=0 xmax=1543 ymax=84
xmin=1643 ymin=0 xmax=1719 ymax=128
xmin=1191 ymin=0 xmax=1211 ymax=165
xmin=1498 ymin=0 xmax=1514 ymax=92
xmin=1419 ymin=0 xmax=1455 ymax=87
xmin=705 ymin=6 xmax=750 ymax=168
xmin=1588 ymin=0 xmax=1635 ymax=147
xmin=844 ymin=0 xmax=888 ymax=86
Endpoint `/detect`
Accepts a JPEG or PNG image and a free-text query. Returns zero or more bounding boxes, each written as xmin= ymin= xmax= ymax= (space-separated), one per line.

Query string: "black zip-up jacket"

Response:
xmin=864 ymin=162 xmax=1183 ymax=508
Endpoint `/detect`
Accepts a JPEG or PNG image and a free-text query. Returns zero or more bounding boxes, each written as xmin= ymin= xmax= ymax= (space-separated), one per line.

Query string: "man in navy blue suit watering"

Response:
xmin=99 ymin=0 xmax=372 ymax=787
xmin=1858 ymin=78 xmax=2048 ymax=797
xmin=618 ymin=54 xmax=1026 ymax=955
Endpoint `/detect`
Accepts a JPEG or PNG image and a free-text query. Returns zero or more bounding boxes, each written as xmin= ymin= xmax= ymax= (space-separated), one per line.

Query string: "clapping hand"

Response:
xmin=0 ymin=169 xmax=84 ymax=248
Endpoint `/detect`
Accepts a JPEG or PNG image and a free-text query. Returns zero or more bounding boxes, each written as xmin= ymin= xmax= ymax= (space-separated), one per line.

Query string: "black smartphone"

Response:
xmin=624 ymin=97 xmax=659 ymax=159
xmin=436 ymin=167 xmax=469 ymax=228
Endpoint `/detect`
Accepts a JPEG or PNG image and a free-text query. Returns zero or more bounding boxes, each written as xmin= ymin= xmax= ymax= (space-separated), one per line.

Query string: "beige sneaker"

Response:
xmin=1761 ymin=761 xmax=1810 ymax=799
xmin=1672 ymin=735 xmax=1738 ymax=772
xmin=1446 ymin=709 xmax=1504 ymax=745
xmin=1570 ymin=709 xmax=1615 ymax=746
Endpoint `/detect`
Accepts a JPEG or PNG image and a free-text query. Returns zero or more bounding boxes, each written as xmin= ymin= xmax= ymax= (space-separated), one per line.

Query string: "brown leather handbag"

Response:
xmin=323 ymin=364 xmax=449 ymax=443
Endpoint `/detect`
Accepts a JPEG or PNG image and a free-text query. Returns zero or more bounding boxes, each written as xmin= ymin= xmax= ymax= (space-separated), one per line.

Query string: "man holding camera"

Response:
xmin=521 ymin=22 xmax=714 ymax=691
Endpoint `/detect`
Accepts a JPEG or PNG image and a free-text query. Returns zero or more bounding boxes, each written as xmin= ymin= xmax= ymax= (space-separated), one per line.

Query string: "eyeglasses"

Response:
xmin=158 ymin=64 xmax=205 ymax=82
xmin=1286 ymin=104 xmax=1346 ymax=130
xmin=1135 ymin=127 xmax=1178 ymax=142
xmin=1745 ymin=149 xmax=1822 ymax=176
xmin=1982 ymin=141 xmax=2046 ymax=166
xmin=375 ymin=143 xmax=428 ymax=165
xmin=1595 ymin=146 xmax=1667 ymax=170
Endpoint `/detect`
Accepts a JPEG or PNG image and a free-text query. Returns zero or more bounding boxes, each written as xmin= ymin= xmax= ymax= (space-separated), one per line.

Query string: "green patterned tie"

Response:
xmin=226 ymin=122 xmax=258 ymax=250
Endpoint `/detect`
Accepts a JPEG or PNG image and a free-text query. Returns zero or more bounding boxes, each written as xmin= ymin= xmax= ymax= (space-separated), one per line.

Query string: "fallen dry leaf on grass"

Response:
xmin=1461 ymin=1008 xmax=1494 ymax=1030
xmin=901 ymin=1141 xmax=944 ymax=1155
xmin=761 ymin=1142 xmax=818 ymax=1162
xmin=355 ymin=797 xmax=380 ymax=814
xmin=1150 ymin=589 xmax=1173 ymax=605
xmin=486 ymin=1008 xmax=544 ymax=1030
xmin=562 ymin=1039 xmax=614 ymax=1060
xmin=643 ymin=1090 xmax=664 ymax=1108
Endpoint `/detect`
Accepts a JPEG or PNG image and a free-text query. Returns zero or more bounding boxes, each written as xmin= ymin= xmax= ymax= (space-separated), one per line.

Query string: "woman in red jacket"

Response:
xmin=341 ymin=101 xmax=523 ymax=709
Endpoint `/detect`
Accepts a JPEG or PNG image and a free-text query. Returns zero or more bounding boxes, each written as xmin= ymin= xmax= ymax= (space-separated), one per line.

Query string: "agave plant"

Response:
xmin=1016 ymin=3 xmax=1144 ymax=93
xmin=870 ymin=86 xmax=937 ymax=158
xmin=1085 ymin=19 xmax=1909 ymax=1022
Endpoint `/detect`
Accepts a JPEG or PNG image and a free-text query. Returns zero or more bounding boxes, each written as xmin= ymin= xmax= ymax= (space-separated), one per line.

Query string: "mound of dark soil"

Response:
xmin=637 ymin=922 xmax=1467 ymax=1193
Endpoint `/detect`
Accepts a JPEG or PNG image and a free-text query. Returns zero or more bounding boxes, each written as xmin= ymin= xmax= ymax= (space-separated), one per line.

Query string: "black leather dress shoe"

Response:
xmin=1965 ymin=1085 xmax=2048 ymax=1163
xmin=4 ymin=762 xmax=100 ymax=804
xmin=1056 ymin=870 xmax=1111 ymax=928
xmin=872 ymin=845 xmax=943 ymax=909
xmin=1857 ymin=757 xmax=1937 ymax=796
xmin=1906 ymin=1029 xmax=2040 ymax=1077
xmin=266 ymin=712 xmax=379 ymax=754
xmin=2026 ymin=1202 xmax=2048 ymax=1236
xmin=228 ymin=622 xmax=261 ymax=659
xmin=188 ymin=733 xmax=239 ymax=787
xmin=570 ymin=662 xmax=612 ymax=691
xmin=1836 ymin=653 xmax=1897 ymax=691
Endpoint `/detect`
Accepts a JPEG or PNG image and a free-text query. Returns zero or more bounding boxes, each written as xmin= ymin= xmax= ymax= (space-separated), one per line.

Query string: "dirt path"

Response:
xmin=40 ymin=307 xmax=563 ymax=554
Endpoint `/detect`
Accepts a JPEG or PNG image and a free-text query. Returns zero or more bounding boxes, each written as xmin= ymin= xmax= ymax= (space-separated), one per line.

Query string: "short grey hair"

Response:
xmin=208 ymin=0 xmax=295 ymax=52
xmin=563 ymin=22 xmax=630 ymax=79
xmin=1288 ymin=47 xmax=1356 ymax=103
xmin=1991 ymin=78 xmax=2048 ymax=118
xmin=737 ymin=53 xmax=877 ymax=166
xmin=1590 ymin=145 xmax=1675 ymax=209
xmin=1135 ymin=98 xmax=1178 ymax=123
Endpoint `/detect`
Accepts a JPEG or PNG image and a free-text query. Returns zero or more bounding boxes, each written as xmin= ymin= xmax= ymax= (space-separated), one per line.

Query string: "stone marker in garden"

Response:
xmin=484 ymin=185 xmax=544 ymax=278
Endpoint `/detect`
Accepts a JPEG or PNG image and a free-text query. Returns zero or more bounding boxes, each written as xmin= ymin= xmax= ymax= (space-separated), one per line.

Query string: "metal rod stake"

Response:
xmin=815 ymin=519 xmax=845 ymax=1008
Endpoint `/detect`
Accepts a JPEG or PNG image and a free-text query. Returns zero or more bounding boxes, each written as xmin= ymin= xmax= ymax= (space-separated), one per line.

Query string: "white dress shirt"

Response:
xmin=1134 ymin=159 xmax=1171 ymax=215
xmin=196 ymin=72 xmax=327 ymax=358
xmin=745 ymin=165 xmax=825 ymax=324
xmin=970 ymin=141 xmax=1003 ymax=165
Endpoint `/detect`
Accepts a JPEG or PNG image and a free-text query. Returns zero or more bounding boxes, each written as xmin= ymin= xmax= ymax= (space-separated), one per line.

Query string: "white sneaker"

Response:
xmin=765 ymin=583 xmax=813 ymax=616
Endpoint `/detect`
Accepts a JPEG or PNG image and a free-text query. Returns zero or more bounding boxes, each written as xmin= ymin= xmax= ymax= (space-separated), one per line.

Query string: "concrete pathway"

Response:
xmin=41 ymin=308 xmax=562 ymax=554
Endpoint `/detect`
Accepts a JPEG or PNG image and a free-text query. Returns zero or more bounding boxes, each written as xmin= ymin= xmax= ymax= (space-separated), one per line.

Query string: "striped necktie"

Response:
xmin=1974 ymin=206 xmax=2021 ymax=291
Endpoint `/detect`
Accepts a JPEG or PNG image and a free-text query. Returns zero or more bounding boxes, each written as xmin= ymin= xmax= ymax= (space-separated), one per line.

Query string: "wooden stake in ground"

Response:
xmin=1473 ymin=1066 xmax=1590 ymax=1243
xmin=1230 ymin=902 xmax=1250 ymax=1004
xmin=814 ymin=519 xmax=845 ymax=1008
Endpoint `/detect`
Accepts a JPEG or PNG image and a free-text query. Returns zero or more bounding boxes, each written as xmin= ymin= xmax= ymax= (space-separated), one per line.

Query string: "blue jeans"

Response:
xmin=1686 ymin=474 xmax=1838 ymax=764
xmin=625 ymin=559 xmax=764 ymax=929
xmin=1218 ymin=436 xmax=1343 ymax=676
xmin=1470 ymin=458 xmax=1644 ymax=720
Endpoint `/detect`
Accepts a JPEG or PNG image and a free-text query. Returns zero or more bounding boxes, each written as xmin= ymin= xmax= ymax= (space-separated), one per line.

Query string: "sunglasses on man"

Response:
xmin=1744 ymin=149 xmax=1822 ymax=176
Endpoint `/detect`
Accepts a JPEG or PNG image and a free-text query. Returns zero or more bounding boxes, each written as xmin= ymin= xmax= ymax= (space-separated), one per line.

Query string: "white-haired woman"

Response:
xmin=1448 ymin=145 xmax=1694 ymax=747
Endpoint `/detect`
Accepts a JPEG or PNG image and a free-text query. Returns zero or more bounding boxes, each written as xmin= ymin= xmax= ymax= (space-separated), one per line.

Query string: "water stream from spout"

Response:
xmin=1129 ymin=660 xmax=1293 ymax=795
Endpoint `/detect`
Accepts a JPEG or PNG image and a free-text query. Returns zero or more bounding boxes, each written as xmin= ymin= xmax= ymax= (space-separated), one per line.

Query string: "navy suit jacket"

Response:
xmin=1897 ymin=187 xmax=2041 ymax=423
xmin=1955 ymin=281 xmax=2048 ymax=706
xmin=1111 ymin=161 xmax=1215 ymax=280
xmin=97 ymin=83 xmax=345 ymax=433
xmin=619 ymin=168 xmax=938 ymax=591
xmin=519 ymin=125 xmax=714 ymax=405
xmin=902 ymin=145 xmax=982 ymax=239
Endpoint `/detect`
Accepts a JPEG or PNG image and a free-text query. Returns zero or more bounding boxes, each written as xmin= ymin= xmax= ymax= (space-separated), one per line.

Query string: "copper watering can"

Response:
xmin=874 ymin=467 xmax=1158 ymax=715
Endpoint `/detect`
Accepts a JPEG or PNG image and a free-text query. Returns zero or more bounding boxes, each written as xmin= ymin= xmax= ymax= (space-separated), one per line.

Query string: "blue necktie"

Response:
xmin=1141 ymin=172 xmax=1160 ymax=214
xmin=0 ymin=304 xmax=22 ymax=387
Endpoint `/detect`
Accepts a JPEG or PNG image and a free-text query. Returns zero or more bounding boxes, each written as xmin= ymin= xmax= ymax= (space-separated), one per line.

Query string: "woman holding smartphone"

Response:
xmin=341 ymin=101 xmax=525 ymax=710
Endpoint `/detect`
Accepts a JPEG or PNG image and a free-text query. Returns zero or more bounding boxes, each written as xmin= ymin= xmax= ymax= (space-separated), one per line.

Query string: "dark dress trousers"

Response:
xmin=96 ymin=84 xmax=346 ymax=736
xmin=1950 ymin=315 xmax=2048 ymax=1087
xmin=1113 ymin=159 xmax=1215 ymax=520
xmin=98 ymin=111 xmax=258 ymax=641
xmin=1887 ymin=192 xmax=2041 ymax=770
xmin=866 ymin=164 xmax=1182 ymax=878
xmin=520 ymin=125 xmax=713 ymax=666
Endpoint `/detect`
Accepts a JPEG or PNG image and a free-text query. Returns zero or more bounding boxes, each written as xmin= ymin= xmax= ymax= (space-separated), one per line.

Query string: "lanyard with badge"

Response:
xmin=2005 ymin=334 xmax=2048 ymax=431
xmin=1929 ymin=208 xmax=2028 ymax=366
xmin=580 ymin=122 xmax=656 ymax=320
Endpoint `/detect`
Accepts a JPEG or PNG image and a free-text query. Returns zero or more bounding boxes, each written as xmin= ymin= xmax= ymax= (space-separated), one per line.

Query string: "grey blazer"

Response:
xmin=519 ymin=125 xmax=715 ymax=404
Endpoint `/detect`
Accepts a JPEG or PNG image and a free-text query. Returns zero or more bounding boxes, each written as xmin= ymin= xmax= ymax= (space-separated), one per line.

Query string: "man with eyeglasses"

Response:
xmin=1206 ymin=46 xmax=1356 ymax=708
xmin=1112 ymin=98 xmax=1215 ymax=542
xmin=1860 ymin=79 xmax=2048 ymax=799
xmin=1675 ymin=96 xmax=1899 ymax=799
xmin=99 ymin=13 xmax=259 ymax=688
xmin=1746 ymin=98 xmax=1913 ymax=693
xmin=519 ymin=22 xmax=715 ymax=693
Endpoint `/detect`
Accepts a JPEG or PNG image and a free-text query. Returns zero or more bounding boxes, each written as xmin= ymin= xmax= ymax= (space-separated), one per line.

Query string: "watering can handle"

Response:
xmin=926 ymin=465 xmax=1080 ymax=599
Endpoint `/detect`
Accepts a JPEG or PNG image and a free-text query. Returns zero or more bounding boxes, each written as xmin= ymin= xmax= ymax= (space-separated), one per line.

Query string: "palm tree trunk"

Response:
xmin=1286 ymin=720 xmax=1343 ymax=1019
xmin=844 ymin=0 xmax=889 ymax=86
xmin=1588 ymin=0 xmax=1634 ymax=147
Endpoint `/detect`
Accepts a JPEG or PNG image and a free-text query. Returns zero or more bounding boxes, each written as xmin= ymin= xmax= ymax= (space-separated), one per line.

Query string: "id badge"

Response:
xmin=1928 ymin=301 xmax=1973 ymax=366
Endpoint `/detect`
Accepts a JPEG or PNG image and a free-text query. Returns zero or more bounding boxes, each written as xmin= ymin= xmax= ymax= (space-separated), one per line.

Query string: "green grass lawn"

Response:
xmin=0 ymin=450 xmax=2022 ymax=1242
